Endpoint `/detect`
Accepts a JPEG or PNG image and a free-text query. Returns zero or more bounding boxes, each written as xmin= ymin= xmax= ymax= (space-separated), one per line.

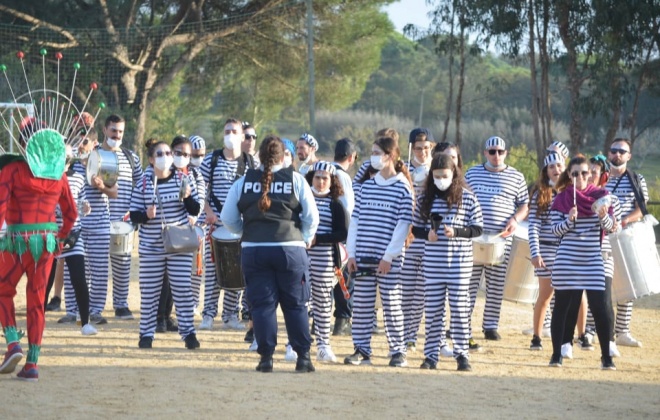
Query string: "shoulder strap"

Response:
xmin=236 ymin=152 xmax=253 ymax=180
xmin=625 ymin=169 xmax=648 ymax=216
xmin=208 ymin=149 xmax=225 ymax=215
xmin=120 ymin=147 xmax=137 ymax=188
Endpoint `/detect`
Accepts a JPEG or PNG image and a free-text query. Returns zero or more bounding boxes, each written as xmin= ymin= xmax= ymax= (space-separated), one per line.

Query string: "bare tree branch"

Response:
xmin=0 ymin=4 xmax=80 ymax=47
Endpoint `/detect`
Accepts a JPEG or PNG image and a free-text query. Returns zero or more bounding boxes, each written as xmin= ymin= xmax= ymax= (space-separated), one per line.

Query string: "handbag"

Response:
xmin=154 ymin=179 xmax=199 ymax=254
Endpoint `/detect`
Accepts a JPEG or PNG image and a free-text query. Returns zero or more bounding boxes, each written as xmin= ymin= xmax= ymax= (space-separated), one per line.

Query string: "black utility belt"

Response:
xmin=539 ymin=241 xmax=559 ymax=246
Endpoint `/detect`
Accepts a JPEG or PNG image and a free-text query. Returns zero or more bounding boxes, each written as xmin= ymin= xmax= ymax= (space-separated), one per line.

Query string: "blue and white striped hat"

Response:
xmin=543 ymin=152 xmax=563 ymax=168
xmin=547 ymin=140 xmax=569 ymax=159
xmin=312 ymin=160 xmax=336 ymax=176
xmin=485 ymin=136 xmax=505 ymax=149
xmin=190 ymin=135 xmax=206 ymax=150
xmin=299 ymin=133 xmax=319 ymax=150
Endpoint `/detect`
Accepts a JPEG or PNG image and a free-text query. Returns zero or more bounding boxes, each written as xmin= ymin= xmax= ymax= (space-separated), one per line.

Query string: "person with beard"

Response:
xmin=242 ymin=122 xmax=261 ymax=169
xmin=296 ymin=133 xmax=319 ymax=176
xmin=605 ymin=138 xmax=648 ymax=349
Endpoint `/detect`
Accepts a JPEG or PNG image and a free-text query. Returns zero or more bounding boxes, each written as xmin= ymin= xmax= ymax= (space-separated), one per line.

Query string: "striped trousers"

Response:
xmin=401 ymin=252 xmax=425 ymax=344
xmin=614 ymin=301 xmax=633 ymax=334
xmin=190 ymin=225 xmax=208 ymax=312
xmin=424 ymin=281 xmax=471 ymax=362
xmin=201 ymin=235 xmax=243 ymax=322
xmin=351 ymin=264 xmax=405 ymax=356
xmin=139 ymin=253 xmax=195 ymax=339
xmin=83 ymin=228 xmax=110 ymax=315
xmin=110 ymin=251 xmax=132 ymax=310
xmin=309 ymin=245 xmax=335 ymax=348
xmin=469 ymin=240 xmax=512 ymax=332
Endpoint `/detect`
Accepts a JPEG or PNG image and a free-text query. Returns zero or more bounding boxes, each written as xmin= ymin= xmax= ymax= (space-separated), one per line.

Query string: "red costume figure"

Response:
xmin=0 ymin=151 xmax=78 ymax=382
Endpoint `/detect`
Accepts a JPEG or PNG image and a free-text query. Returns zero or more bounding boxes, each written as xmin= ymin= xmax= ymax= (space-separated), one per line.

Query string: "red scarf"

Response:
xmin=551 ymin=184 xmax=611 ymax=218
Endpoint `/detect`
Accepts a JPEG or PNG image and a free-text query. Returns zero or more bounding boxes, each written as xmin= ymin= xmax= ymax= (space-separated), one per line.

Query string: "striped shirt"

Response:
xmin=353 ymin=160 xmax=372 ymax=183
xmin=412 ymin=189 xmax=483 ymax=284
xmin=550 ymin=206 xmax=615 ymax=291
xmin=347 ymin=173 xmax=413 ymax=264
xmin=109 ymin=148 xmax=143 ymax=221
xmin=406 ymin=161 xmax=426 ymax=255
xmin=56 ymin=170 xmax=86 ymax=231
xmin=72 ymin=161 xmax=110 ymax=230
xmin=130 ymin=172 xmax=199 ymax=254
xmin=200 ymin=151 xmax=240 ymax=216
xmin=528 ymin=190 xmax=558 ymax=278
xmin=606 ymin=172 xmax=648 ymax=218
xmin=465 ymin=164 xmax=529 ymax=232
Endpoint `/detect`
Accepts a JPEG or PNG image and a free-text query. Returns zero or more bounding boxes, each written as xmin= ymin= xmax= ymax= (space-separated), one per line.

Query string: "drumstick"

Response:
xmin=573 ymin=176 xmax=577 ymax=207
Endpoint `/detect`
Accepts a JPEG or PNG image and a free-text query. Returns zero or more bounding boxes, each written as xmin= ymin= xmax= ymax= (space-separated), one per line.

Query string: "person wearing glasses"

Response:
xmin=402 ymin=128 xmax=436 ymax=354
xmin=242 ymin=122 xmax=261 ymax=169
xmin=605 ymin=138 xmax=648 ymax=349
xmin=465 ymin=136 xmax=529 ymax=348
xmin=130 ymin=141 xmax=200 ymax=350
xmin=548 ymin=155 xmax=616 ymax=369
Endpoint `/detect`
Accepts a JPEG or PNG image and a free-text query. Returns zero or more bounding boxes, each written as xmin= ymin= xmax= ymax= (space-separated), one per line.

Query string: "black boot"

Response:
xmin=332 ymin=318 xmax=351 ymax=336
xmin=166 ymin=317 xmax=178 ymax=332
xmin=155 ymin=318 xmax=166 ymax=333
xmin=256 ymin=355 xmax=273 ymax=373
xmin=295 ymin=351 xmax=315 ymax=373
xmin=184 ymin=333 xmax=200 ymax=350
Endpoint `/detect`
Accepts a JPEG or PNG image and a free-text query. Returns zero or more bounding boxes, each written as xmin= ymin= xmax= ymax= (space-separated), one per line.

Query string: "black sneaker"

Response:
xmin=456 ymin=355 xmax=472 ymax=372
xmin=601 ymin=356 xmax=616 ymax=370
xmin=90 ymin=314 xmax=108 ymax=325
xmin=577 ymin=334 xmax=594 ymax=351
xmin=332 ymin=318 xmax=351 ymax=336
xmin=46 ymin=296 xmax=61 ymax=312
xmin=295 ymin=352 xmax=316 ymax=373
xmin=548 ymin=354 xmax=563 ymax=367
xmin=155 ymin=319 xmax=166 ymax=333
xmin=138 ymin=336 xmax=153 ymax=349
xmin=419 ymin=357 xmax=437 ymax=370
xmin=445 ymin=329 xmax=451 ymax=339
xmin=256 ymin=355 xmax=273 ymax=372
xmin=389 ymin=353 xmax=408 ymax=367
xmin=244 ymin=328 xmax=254 ymax=343
xmin=469 ymin=338 xmax=482 ymax=352
xmin=484 ymin=329 xmax=501 ymax=341
xmin=184 ymin=333 xmax=200 ymax=350
xmin=530 ymin=335 xmax=543 ymax=351
xmin=166 ymin=317 xmax=178 ymax=332
xmin=344 ymin=350 xmax=371 ymax=366
xmin=115 ymin=308 xmax=134 ymax=320
xmin=310 ymin=320 xmax=316 ymax=336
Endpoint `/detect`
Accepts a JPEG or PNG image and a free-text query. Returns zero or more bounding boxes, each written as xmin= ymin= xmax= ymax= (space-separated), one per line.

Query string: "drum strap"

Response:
xmin=612 ymin=170 xmax=648 ymax=216
xmin=120 ymin=147 xmax=138 ymax=188
xmin=208 ymin=149 xmax=254 ymax=215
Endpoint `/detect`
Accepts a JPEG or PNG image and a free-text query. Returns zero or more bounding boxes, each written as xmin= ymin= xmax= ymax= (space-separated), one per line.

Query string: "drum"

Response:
xmin=211 ymin=226 xmax=245 ymax=291
xmin=86 ymin=149 xmax=119 ymax=187
xmin=192 ymin=226 xmax=205 ymax=275
xmin=110 ymin=221 xmax=134 ymax=255
xmin=472 ymin=233 xmax=507 ymax=265
xmin=609 ymin=219 xmax=660 ymax=302
xmin=503 ymin=231 xmax=538 ymax=304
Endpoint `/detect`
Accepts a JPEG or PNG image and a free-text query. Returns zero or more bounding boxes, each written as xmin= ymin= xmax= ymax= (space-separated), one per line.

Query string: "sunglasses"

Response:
xmin=173 ymin=150 xmax=190 ymax=158
xmin=245 ymin=134 xmax=257 ymax=140
xmin=571 ymin=171 xmax=590 ymax=178
xmin=155 ymin=150 xmax=172 ymax=157
xmin=488 ymin=149 xmax=506 ymax=156
xmin=609 ymin=148 xmax=629 ymax=155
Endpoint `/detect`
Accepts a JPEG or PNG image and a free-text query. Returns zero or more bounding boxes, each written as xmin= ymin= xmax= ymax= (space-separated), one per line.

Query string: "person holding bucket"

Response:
xmin=221 ymin=135 xmax=319 ymax=373
xmin=548 ymin=155 xmax=616 ymax=369
xmin=412 ymin=154 xmax=483 ymax=371
xmin=130 ymin=140 xmax=200 ymax=350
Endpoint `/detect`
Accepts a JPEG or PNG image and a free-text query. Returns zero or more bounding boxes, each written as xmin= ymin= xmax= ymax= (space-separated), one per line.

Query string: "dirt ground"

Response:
xmin=2 ymin=250 xmax=659 ymax=419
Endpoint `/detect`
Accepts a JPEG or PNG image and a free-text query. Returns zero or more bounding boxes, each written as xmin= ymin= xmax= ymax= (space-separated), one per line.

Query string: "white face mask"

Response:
xmin=155 ymin=156 xmax=173 ymax=171
xmin=370 ymin=155 xmax=385 ymax=170
xmin=434 ymin=178 xmax=452 ymax=191
xmin=224 ymin=134 xmax=242 ymax=150
xmin=78 ymin=151 xmax=90 ymax=160
xmin=485 ymin=161 xmax=506 ymax=170
xmin=173 ymin=156 xmax=190 ymax=169
xmin=190 ymin=157 xmax=203 ymax=167
xmin=311 ymin=186 xmax=330 ymax=196
xmin=549 ymin=179 xmax=556 ymax=187
xmin=283 ymin=155 xmax=293 ymax=168
xmin=106 ymin=138 xmax=122 ymax=148
xmin=610 ymin=161 xmax=626 ymax=170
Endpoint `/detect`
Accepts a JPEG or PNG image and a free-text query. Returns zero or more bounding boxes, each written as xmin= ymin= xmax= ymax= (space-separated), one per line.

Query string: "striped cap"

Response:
xmin=312 ymin=160 xmax=336 ymax=175
xmin=299 ymin=133 xmax=318 ymax=149
xmin=543 ymin=152 xmax=563 ymax=168
xmin=485 ymin=136 xmax=505 ymax=149
xmin=190 ymin=135 xmax=206 ymax=150
xmin=547 ymin=140 xmax=569 ymax=158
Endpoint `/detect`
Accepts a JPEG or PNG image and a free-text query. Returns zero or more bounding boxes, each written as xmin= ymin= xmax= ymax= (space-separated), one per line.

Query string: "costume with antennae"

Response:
xmin=0 ymin=50 xmax=98 ymax=382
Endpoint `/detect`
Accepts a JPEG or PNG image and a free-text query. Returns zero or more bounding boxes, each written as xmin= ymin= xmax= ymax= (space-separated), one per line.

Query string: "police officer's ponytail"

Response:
xmin=257 ymin=135 xmax=285 ymax=212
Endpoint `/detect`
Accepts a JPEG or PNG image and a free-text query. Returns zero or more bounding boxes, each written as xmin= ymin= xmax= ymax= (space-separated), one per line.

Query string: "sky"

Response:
xmin=383 ymin=0 xmax=434 ymax=33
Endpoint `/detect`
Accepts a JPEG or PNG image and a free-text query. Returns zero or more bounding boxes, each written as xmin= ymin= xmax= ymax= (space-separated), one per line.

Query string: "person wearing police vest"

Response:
xmin=221 ymin=135 xmax=319 ymax=373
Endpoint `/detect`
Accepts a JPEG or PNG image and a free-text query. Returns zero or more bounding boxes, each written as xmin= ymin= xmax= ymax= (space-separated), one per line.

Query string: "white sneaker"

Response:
xmin=284 ymin=344 xmax=298 ymax=362
xmin=317 ymin=346 xmax=338 ymax=363
xmin=585 ymin=331 xmax=597 ymax=344
xmin=609 ymin=341 xmax=621 ymax=358
xmin=440 ymin=345 xmax=454 ymax=358
xmin=199 ymin=315 xmax=214 ymax=330
xmin=616 ymin=332 xmax=642 ymax=348
xmin=193 ymin=306 xmax=201 ymax=317
xmin=81 ymin=324 xmax=98 ymax=336
xmin=223 ymin=318 xmax=245 ymax=330
xmin=248 ymin=339 xmax=258 ymax=352
xmin=561 ymin=343 xmax=573 ymax=359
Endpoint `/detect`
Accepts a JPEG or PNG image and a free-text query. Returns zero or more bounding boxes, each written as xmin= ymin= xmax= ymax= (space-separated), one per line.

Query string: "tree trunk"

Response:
xmin=441 ymin=6 xmax=456 ymax=143
xmin=528 ymin=0 xmax=543 ymax=168
xmin=539 ymin=0 xmax=553 ymax=147
xmin=454 ymin=22 xmax=466 ymax=146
